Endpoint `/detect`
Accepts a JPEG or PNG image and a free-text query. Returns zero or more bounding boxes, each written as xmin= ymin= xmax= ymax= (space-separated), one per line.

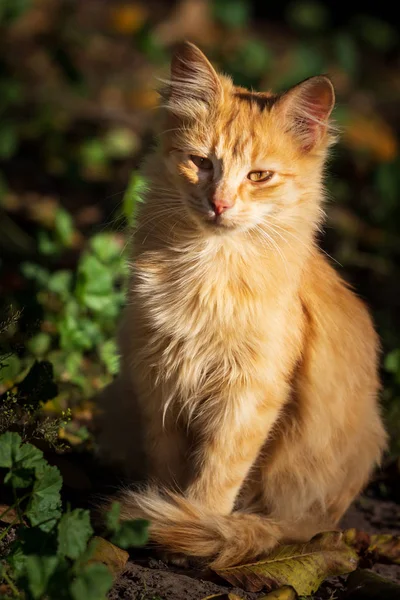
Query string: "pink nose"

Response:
xmin=211 ymin=198 xmax=234 ymax=215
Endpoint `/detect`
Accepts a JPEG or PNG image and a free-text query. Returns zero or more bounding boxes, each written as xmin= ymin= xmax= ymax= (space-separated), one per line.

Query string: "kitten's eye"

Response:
xmin=190 ymin=155 xmax=213 ymax=170
xmin=247 ymin=170 xmax=274 ymax=183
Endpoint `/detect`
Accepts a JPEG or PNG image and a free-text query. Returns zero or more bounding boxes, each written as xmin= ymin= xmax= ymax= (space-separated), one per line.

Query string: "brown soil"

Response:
xmin=109 ymin=496 xmax=400 ymax=600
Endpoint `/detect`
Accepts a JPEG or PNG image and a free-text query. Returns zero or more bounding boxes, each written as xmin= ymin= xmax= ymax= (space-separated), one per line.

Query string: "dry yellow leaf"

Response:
xmin=90 ymin=536 xmax=129 ymax=577
xmin=344 ymin=115 xmax=397 ymax=162
xmin=110 ymin=4 xmax=147 ymax=34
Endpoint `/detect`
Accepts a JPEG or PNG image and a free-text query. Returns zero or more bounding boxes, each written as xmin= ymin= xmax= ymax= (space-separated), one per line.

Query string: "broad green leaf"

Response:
xmin=25 ymin=554 xmax=59 ymax=599
xmin=0 ymin=432 xmax=23 ymax=469
xmin=105 ymin=502 xmax=121 ymax=533
xmin=26 ymin=464 xmax=62 ymax=531
xmin=0 ymin=432 xmax=44 ymax=488
xmin=345 ymin=568 xmax=400 ymax=599
xmin=70 ymin=563 xmax=113 ymax=600
xmin=90 ymin=536 xmax=129 ymax=577
xmin=214 ymin=532 xmax=358 ymax=596
xmin=57 ymin=509 xmax=93 ymax=559
xmin=5 ymin=436 xmax=45 ymax=487
xmin=111 ymin=518 xmax=149 ymax=549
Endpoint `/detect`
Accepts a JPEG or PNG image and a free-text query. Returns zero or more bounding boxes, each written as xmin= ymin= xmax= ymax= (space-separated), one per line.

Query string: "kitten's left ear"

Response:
xmin=276 ymin=76 xmax=335 ymax=152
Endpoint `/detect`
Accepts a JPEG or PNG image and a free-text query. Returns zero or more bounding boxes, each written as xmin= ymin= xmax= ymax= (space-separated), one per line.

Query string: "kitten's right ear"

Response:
xmin=163 ymin=42 xmax=222 ymax=117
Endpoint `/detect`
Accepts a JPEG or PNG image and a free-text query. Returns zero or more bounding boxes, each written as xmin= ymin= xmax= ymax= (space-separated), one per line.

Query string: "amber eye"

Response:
xmin=247 ymin=170 xmax=274 ymax=183
xmin=190 ymin=155 xmax=213 ymax=170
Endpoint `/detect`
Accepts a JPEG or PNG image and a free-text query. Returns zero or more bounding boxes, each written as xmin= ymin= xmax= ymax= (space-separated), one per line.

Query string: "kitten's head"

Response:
xmin=159 ymin=42 xmax=335 ymax=234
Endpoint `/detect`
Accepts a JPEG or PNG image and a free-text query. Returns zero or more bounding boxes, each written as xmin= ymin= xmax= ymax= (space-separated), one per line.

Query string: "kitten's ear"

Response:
xmin=276 ymin=76 xmax=335 ymax=152
xmin=163 ymin=42 xmax=222 ymax=117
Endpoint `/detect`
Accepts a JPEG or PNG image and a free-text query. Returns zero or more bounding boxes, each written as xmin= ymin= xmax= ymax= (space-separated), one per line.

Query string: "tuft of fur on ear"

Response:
xmin=161 ymin=41 xmax=222 ymax=119
xmin=276 ymin=76 xmax=336 ymax=152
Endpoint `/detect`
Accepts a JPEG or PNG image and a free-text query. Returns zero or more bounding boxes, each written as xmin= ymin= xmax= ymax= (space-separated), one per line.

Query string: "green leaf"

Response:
xmin=26 ymin=332 xmax=52 ymax=357
xmin=25 ymin=554 xmax=59 ymax=599
xmin=90 ymin=233 xmax=123 ymax=264
xmin=0 ymin=121 xmax=18 ymax=159
xmin=214 ymin=531 xmax=358 ymax=596
xmin=0 ymin=432 xmax=45 ymax=488
xmin=80 ymin=138 xmax=108 ymax=167
xmin=26 ymin=464 xmax=62 ymax=531
xmin=48 ymin=270 xmax=73 ymax=298
xmin=21 ymin=262 xmax=50 ymax=286
xmin=0 ymin=432 xmax=23 ymax=469
xmin=286 ymin=1 xmax=329 ymax=31
xmin=353 ymin=16 xmax=398 ymax=52
xmin=345 ymin=569 xmax=400 ymax=599
xmin=38 ymin=229 xmax=61 ymax=255
xmin=111 ymin=519 xmax=149 ymax=549
xmin=54 ymin=207 xmax=75 ymax=247
xmin=122 ymin=172 xmax=147 ymax=226
xmin=57 ymin=509 xmax=93 ymax=559
xmin=70 ymin=563 xmax=113 ymax=600
xmin=385 ymin=349 xmax=400 ymax=374
xmin=212 ymin=0 xmax=250 ymax=29
xmin=0 ymin=353 xmax=21 ymax=383
xmin=105 ymin=502 xmax=121 ymax=533
xmin=103 ymin=128 xmax=138 ymax=159
xmin=99 ymin=340 xmax=120 ymax=375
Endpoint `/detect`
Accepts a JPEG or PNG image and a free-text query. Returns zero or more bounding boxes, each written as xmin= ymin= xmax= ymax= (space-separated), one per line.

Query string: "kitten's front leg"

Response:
xmin=187 ymin=386 xmax=287 ymax=515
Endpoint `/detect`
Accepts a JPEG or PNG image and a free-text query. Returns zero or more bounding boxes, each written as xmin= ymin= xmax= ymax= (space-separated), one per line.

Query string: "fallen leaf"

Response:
xmin=200 ymin=595 xmax=243 ymax=600
xmin=368 ymin=533 xmax=400 ymax=565
xmin=0 ymin=504 xmax=20 ymax=524
xmin=259 ymin=586 xmax=298 ymax=599
xmin=343 ymin=528 xmax=372 ymax=554
xmin=214 ymin=532 xmax=358 ymax=596
xmin=345 ymin=568 xmax=400 ymax=599
xmin=89 ymin=536 xmax=129 ymax=577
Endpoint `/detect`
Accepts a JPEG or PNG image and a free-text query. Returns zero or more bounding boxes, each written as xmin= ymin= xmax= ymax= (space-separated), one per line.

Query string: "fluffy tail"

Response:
xmin=118 ymin=487 xmax=283 ymax=568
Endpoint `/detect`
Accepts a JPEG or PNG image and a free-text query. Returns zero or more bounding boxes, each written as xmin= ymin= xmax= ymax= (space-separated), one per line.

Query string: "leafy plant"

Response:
xmin=19 ymin=229 xmax=128 ymax=398
xmin=0 ymin=431 xmax=149 ymax=599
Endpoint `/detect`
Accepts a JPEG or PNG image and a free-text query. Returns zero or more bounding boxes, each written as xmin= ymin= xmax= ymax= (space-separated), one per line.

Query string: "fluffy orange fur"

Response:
xmin=99 ymin=42 xmax=387 ymax=568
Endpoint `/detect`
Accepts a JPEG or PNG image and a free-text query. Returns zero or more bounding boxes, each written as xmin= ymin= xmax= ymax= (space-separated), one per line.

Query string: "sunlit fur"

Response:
xmin=99 ymin=43 xmax=387 ymax=568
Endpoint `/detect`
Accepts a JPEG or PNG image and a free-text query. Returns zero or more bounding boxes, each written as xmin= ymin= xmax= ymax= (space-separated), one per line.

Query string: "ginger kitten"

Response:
xmin=100 ymin=42 xmax=387 ymax=568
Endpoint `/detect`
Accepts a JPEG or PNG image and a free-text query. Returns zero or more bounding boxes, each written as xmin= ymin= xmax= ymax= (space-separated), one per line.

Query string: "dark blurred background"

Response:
xmin=0 ymin=0 xmax=399 ymax=456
